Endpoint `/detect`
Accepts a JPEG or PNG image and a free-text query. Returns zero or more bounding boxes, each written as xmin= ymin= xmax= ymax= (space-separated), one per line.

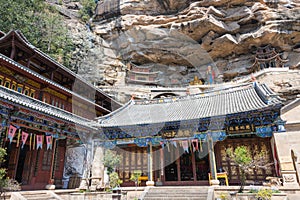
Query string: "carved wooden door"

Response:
xmin=6 ymin=143 xmax=19 ymax=179
xmin=215 ymin=137 xmax=276 ymax=185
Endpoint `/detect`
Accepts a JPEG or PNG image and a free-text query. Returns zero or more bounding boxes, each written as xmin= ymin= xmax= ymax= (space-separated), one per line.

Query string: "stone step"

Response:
xmin=23 ymin=197 xmax=57 ymax=200
xmin=148 ymin=188 xmax=208 ymax=191
xmin=145 ymin=192 xmax=207 ymax=195
xmin=21 ymin=193 xmax=58 ymax=200
xmin=143 ymin=197 xmax=207 ymax=200
xmin=287 ymin=194 xmax=300 ymax=200
xmin=142 ymin=186 xmax=209 ymax=200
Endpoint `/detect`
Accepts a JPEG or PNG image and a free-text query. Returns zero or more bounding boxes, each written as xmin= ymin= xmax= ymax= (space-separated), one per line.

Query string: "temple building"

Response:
xmin=0 ymin=30 xmax=122 ymax=190
xmin=96 ymin=82 xmax=286 ymax=186
xmin=249 ymin=45 xmax=288 ymax=73
xmin=126 ymin=62 xmax=160 ymax=86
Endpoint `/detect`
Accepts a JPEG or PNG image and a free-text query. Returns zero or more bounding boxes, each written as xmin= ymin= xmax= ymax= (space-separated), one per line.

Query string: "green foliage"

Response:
xmin=227 ymin=146 xmax=272 ymax=193
xmin=256 ymin=189 xmax=273 ymax=200
xmin=109 ymin=172 xmax=122 ymax=189
xmin=249 ymin=188 xmax=259 ymax=193
xmin=79 ymin=0 xmax=96 ymax=22
xmin=226 ymin=146 xmax=252 ymax=166
xmin=130 ymin=170 xmax=142 ymax=186
xmin=103 ymin=150 xmax=122 ymax=175
xmin=0 ymin=148 xmax=20 ymax=194
xmin=0 ymin=0 xmax=74 ymax=68
xmin=226 ymin=146 xmax=252 ymax=192
xmin=218 ymin=192 xmax=229 ymax=200
xmin=0 ymin=148 xmax=7 ymax=194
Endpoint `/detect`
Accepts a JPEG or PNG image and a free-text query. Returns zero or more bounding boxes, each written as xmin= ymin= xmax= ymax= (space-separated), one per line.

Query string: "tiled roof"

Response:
xmin=98 ymin=82 xmax=282 ymax=127
xmin=0 ymin=85 xmax=98 ymax=129
xmin=0 ymin=30 xmax=122 ymax=109
xmin=0 ymin=53 xmax=111 ymax=113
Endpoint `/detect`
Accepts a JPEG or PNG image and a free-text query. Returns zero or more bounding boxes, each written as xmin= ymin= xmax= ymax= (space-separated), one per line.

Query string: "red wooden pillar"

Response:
xmin=176 ymin=146 xmax=181 ymax=182
xmin=48 ymin=138 xmax=57 ymax=184
xmin=191 ymin=150 xmax=197 ymax=182
xmin=160 ymin=147 xmax=165 ymax=182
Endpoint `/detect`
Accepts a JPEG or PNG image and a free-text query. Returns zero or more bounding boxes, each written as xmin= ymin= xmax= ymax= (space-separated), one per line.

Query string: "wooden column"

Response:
xmin=191 ymin=150 xmax=197 ymax=182
xmin=160 ymin=147 xmax=165 ymax=182
xmin=208 ymin=134 xmax=218 ymax=184
xmin=49 ymin=138 xmax=57 ymax=184
xmin=176 ymin=146 xmax=181 ymax=182
xmin=146 ymin=142 xmax=154 ymax=186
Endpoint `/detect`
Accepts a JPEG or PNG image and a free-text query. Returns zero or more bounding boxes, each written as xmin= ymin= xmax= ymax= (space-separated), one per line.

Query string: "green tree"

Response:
xmin=0 ymin=0 xmax=74 ymax=68
xmin=109 ymin=172 xmax=122 ymax=189
xmin=79 ymin=0 xmax=97 ymax=22
xmin=226 ymin=146 xmax=272 ymax=193
xmin=0 ymin=147 xmax=20 ymax=196
xmin=102 ymin=150 xmax=122 ymax=175
xmin=0 ymin=148 xmax=7 ymax=195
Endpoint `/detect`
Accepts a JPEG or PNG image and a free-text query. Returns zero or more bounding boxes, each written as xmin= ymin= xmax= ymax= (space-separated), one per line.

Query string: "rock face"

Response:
xmin=49 ymin=0 xmax=300 ymax=101
xmin=91 ymin=0 xmax=300 ymax=86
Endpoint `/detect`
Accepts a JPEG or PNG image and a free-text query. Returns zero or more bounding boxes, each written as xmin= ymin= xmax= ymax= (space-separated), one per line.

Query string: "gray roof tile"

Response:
xmin=0 ymin=85 xmax=97 ymax=129
xmin=98 ymin=83 xmax=282 ymax=127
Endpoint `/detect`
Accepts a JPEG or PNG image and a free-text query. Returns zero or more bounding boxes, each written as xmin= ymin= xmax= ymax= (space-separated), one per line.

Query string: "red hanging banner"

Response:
xmin=36 ymin=135 xmax=43 ymax=150
xmin=46 ymin=135 xmax=52 ymax=150
xmin=8 ymin=125 xmax=17 ymax=144
xmin=21 ymin=131 xmax=29 ymax=149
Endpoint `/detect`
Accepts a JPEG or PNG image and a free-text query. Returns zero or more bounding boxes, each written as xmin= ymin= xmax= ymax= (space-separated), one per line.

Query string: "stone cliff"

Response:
xmin=50 ymin=0 xmax=300 ymax=102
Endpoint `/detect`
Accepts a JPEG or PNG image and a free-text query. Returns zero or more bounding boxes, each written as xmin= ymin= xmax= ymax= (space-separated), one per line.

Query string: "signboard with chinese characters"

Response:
xmin=162 ymin=131 xmax=177 ymax=138
xmin=226 ymin=124 xmax=255 ymax=134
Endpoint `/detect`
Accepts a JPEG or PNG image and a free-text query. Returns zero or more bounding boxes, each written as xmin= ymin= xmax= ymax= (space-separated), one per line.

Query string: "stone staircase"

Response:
xmin=10 ymin=191 xmax=64 ymax=200
xmin=141 ymin=186 xmax=212 ymax=200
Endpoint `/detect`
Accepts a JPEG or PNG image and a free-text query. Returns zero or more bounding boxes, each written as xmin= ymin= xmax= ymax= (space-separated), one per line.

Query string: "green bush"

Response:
xmin=109 ymin=172 xmax=122 ymax=189
xmin=256 ymin=188 xmax=273 ymax=200
xmin=79 ymin=0 xmax=96 ymax=22
xmin=102 ymin=150 xmax=122 ymax=175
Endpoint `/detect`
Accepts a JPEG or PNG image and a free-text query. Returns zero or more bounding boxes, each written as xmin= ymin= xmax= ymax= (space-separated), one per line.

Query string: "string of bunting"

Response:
xmin=5 ymin=125 xmax=55 ymax=150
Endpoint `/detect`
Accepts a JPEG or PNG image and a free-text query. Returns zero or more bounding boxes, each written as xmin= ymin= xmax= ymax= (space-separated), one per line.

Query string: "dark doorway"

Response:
xmin=15 ymin=145 xmax=28 ymax=184
xmin=195 ymin=153 xmax=209 ymax=181
xmin=165 ymin=161 xmax=178 ymax=181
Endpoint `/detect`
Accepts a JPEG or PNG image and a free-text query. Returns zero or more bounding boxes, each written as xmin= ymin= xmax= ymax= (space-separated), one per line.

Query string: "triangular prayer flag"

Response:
xmin=46 ymin=135 xmax=52 ymax=150
xmin=166 ymin=142 xmax=170 ymax=152
xmin=182 ymin=140 xmax=189 ymax=153
xmin=8 ymin=125 xmax=17 ymax=144
xmin=171 ymin=141 xmax=177 ymax=148
xmin=160 ymin=141 xmax=164 ymax=149
xmin=21 ymin=131 xmax=29 ymax=149
xmin=36 ymin=135 xmax=43 ymax=150
xmin=192 ymin=139 xmax=198 ymax=152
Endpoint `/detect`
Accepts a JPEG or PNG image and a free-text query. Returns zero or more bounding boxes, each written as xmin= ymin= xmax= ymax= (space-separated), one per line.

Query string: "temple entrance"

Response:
xmin=15 ymin=146 xmax=28 ymax=183
xmin=4 ymin=143 xmax=31 ymax=185
xmin=163 ymin=141 xmax=209 ymax=185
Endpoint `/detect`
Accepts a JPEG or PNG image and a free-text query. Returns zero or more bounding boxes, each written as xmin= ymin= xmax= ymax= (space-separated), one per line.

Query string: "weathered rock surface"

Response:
xmin=48 ymin=0 xmax=300 ymax=102
xmin=92 ymin=0 xmax=300 ymax=86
